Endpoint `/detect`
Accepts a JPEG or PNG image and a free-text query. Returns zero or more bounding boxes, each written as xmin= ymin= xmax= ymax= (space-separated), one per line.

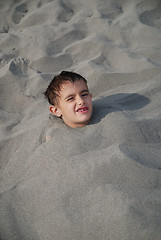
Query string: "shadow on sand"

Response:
xmin=90 ymin=93 xmax=150 ymax=124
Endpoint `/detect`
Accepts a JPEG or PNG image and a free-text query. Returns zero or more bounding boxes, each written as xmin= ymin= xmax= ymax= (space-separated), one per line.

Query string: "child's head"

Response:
xmin=44 ymin=71 xmax=93 ymax=128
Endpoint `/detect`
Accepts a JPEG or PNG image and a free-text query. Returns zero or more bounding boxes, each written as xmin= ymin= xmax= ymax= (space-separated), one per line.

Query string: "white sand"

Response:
xmin=0 ymin=0 xmax=161 ymax=239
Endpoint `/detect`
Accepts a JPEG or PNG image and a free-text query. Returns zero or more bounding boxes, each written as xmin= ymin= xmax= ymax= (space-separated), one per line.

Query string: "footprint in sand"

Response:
xmin=9 ymin=58 xmax=30 ymax=77
xmin=57 ymin=0 xmax=74 ymax=22
xmin=30 ymin=54 xmax=73 ymax=73
xmin=46 ymin=30 xmax=86 ymax=55
xmin=140 ymin=2 xmax=161 ymax=28
xmin=97 ymin=1 xmax=123 ymax=20
xmin=12 ymin=2 xmax=28 ymax=24
xmin=0 ymin=16 xmax=9 ymax=33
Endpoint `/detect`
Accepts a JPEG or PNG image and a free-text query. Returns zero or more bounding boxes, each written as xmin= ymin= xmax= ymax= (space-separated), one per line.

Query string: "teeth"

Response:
xmin=78 ymin=108 xmax=87 ymax=112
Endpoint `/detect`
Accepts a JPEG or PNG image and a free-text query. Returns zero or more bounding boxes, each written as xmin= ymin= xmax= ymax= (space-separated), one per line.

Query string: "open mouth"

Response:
xmin=77 ymin=107 xmax=88 ymax=113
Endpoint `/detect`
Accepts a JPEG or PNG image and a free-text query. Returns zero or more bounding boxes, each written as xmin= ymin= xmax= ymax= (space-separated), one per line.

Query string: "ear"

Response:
xmin=90 ymin=93 xmax=92 ymax=99
xmin=49 ymin=105 xmax=62 ymax=117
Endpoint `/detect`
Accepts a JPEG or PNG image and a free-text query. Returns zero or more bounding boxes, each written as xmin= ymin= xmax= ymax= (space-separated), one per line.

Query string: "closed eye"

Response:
xmin=82 ymin=93 xmax=89 ymax=97
xmin=67 ymin=97 xmax=74 ymax=101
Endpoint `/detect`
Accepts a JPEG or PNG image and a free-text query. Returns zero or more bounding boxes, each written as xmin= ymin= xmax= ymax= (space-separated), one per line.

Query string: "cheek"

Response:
xmin=87 ymin=98 xmax=92 ymax=106
xmin=66 ymin=102 xmax=75 ymax=111
xmin=71 ymin=102 xmax=76 ymax=110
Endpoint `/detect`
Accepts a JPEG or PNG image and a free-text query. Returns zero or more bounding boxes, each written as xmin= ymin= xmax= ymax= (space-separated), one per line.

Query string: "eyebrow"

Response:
xmin=65 ymin=89 xmax=89 ymax=100
xmin=80 ymin=89 xmax=89 ymax=94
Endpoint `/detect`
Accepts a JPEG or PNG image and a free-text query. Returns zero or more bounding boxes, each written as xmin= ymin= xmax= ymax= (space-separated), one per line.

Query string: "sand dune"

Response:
xmin=0 ymin=0 xmax=161 ymax=239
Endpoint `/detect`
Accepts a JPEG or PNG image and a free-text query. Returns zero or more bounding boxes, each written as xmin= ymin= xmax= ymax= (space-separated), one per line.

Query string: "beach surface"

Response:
xmin=0 ymin=0 xmax=161 ymax=239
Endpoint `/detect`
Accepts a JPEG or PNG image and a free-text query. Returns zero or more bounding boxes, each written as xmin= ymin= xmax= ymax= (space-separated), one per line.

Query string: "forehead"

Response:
xmin=59 ymin=79 xmax=88 ymax=95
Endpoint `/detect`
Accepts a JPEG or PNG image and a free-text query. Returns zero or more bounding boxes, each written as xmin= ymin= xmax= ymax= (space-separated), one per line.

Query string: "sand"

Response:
xmin=0 ymin=0 xmax=161 ymax=239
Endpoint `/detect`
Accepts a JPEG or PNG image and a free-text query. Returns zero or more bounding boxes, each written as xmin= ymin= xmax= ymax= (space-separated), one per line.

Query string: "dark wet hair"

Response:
xmin=44 ymin=71 xmax=88 ymax=105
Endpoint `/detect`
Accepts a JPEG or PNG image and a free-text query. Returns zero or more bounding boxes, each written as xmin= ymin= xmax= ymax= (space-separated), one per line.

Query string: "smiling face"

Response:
xmin=50 ymin=79 xmax=93 ymax=128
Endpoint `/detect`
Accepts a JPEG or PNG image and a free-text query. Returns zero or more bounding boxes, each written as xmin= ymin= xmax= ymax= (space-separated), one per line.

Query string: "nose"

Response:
xmin=77 ymin=96 xmax=84 ymax=105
